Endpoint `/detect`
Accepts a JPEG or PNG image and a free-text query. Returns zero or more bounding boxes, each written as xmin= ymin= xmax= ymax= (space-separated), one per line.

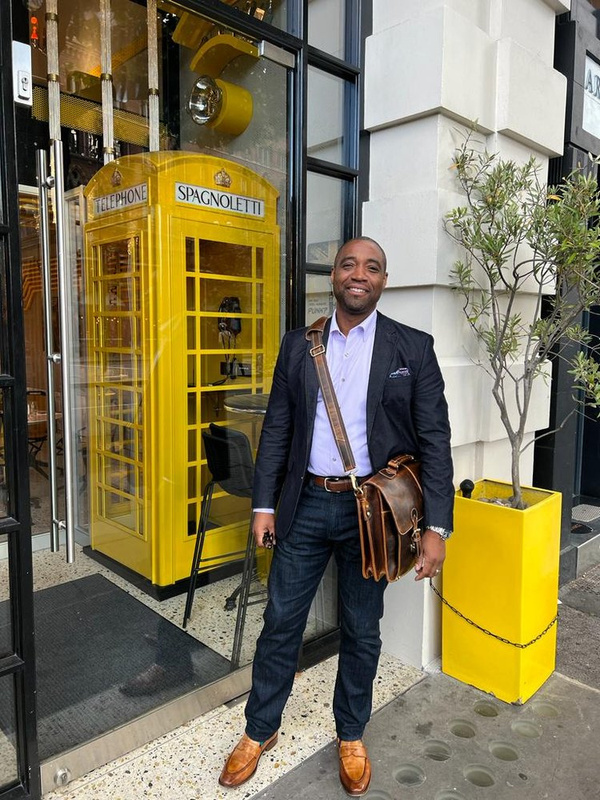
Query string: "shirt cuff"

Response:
xmin=426 ymin=525 xmax=452 ymax=540
xmin=253 ymin=508 xmax=275 ymax=515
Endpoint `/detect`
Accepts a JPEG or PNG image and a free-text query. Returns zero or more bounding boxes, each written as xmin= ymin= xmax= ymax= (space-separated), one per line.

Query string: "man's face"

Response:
xmin=331 ymin=239 xmax=388 ymax=319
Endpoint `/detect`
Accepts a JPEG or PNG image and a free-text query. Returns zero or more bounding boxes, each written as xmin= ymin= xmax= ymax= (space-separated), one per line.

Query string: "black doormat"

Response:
xmin=0 ymin=574 xmax=230 ymax=759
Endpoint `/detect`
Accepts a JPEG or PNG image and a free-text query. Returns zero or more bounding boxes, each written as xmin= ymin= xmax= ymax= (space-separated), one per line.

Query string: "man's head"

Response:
xmin=331 ymin=237 xmax=388 ymax=324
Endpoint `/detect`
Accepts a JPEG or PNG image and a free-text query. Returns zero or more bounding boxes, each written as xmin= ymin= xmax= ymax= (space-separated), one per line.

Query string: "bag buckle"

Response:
xmin=309 ymin=344 xmax=326 ymax=357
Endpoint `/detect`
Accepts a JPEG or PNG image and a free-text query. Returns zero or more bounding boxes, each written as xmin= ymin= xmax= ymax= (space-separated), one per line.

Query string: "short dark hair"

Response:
xmin=333 ymin=237 xmax=387 ymax=272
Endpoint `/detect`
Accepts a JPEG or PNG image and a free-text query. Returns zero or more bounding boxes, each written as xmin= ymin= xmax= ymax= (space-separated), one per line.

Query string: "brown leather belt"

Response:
xmin=307 ymin=474 xmax=368 ymax=493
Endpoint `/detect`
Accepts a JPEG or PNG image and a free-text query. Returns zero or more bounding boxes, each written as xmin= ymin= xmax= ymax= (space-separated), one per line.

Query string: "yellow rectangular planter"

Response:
xmin=441 ymin=480 xmax=561 ymax=704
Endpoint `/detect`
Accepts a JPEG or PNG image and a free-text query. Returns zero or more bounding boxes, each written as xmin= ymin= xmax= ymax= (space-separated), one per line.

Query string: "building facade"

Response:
xmin=1 ymin=1 xmax=589 ymax=799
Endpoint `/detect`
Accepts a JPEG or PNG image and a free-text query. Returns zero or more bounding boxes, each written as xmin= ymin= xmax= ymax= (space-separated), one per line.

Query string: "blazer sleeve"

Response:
xmin=412 ymin=336 xmax=455 ymax=530
xmin=251 ymin=332 xmax=295 ymax=510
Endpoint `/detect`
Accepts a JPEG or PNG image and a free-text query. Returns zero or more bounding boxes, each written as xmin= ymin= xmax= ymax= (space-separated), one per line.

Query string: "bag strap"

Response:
xmin=305 ymin=317 xmax=357 ymax=475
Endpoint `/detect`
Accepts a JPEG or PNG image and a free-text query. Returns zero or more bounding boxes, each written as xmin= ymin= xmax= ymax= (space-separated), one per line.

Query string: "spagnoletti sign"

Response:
xmin=583 ymin=55 xmax=600 ymax=139
xmin=175 ymin=182 xmax=265 ymax=218
xmin=93 ymin=183 xmax=148 ymax=215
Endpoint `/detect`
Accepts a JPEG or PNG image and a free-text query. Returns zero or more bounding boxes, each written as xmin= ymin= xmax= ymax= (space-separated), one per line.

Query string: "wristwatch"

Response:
xmin=426 ymin=525 xmax=452 ymax=541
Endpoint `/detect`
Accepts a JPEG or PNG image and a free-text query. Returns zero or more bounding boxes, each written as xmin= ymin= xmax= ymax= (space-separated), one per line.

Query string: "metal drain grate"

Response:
xmin=572 ymin=504 xmax=600 ymax=523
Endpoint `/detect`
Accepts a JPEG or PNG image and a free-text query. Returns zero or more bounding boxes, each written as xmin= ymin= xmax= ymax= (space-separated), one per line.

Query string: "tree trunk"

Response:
xmin=511 ymin=443 xmax=525 ymax=509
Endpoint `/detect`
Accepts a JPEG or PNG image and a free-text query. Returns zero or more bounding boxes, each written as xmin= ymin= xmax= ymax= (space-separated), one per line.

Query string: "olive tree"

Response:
xmin=445 ymin=136 xmax=600 ymax=509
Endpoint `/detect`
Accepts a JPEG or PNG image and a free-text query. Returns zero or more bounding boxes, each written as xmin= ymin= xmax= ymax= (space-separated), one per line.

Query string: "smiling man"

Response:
xmin=219 ymin=237 xmax=454 ymax=796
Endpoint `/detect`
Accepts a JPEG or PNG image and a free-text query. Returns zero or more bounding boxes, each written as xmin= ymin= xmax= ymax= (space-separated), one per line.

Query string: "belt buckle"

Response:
xmin=323 ymin=476 xmax=335 ymax=492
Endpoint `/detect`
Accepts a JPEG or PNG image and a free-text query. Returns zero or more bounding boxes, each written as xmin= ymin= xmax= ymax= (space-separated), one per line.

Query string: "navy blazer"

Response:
xmin=252 ymin=312 xmax=454 ymax=539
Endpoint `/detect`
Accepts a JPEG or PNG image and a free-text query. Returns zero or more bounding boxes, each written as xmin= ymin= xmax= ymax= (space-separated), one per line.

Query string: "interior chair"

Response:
xmin=182 ymin=422 xmax=268 ymax=669
xmin=26 ymin=388 xmax=49 ymax=478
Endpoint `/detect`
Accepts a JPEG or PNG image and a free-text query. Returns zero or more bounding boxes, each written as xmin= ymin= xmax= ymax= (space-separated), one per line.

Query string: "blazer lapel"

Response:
xmin=366 ymin=313 xmax=397 ymax=438
xmin=304 ymin=316 xmax=331 ymax=427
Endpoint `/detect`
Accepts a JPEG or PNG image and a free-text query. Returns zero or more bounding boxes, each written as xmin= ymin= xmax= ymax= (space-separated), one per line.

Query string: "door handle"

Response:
xmin=52 ymin=140 xmax=77 ymax=564
xmin=36 ymin=148 xmax=61 ymax=553
xmin=36 ymin=145 xmax=77 ymax=563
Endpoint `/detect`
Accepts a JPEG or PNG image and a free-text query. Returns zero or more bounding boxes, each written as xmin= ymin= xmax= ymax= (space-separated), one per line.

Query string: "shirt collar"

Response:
xmin=331 ymin=308 xmax=378 ymax=339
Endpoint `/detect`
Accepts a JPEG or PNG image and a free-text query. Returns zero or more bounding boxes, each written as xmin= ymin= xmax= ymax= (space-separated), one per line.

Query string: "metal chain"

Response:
xmin=429 ymin=580 xmax=558 ymax=649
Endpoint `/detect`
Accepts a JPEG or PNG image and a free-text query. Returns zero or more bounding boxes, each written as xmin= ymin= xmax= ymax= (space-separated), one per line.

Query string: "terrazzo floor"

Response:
xmin=43 ymin=652 xmax=422 ymax=800
xmin=1 ymin=544 xmax=423 ymax=799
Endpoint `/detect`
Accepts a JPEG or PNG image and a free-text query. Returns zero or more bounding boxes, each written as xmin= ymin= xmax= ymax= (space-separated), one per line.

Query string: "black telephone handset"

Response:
xmin=218 ymin=296 xmax=242 ymax=338
xmin=211 ymin=297 xmax=242 ymax=386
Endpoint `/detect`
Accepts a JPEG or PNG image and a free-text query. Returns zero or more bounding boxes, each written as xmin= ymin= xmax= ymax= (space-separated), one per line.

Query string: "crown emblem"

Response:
xmin=111 ymin=168 xmax=122 ymax=187
xmin=214 ymin=168 xmax=232 ymax=188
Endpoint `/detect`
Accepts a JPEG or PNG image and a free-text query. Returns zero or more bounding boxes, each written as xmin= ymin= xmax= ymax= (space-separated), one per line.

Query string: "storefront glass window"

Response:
xmin=0 ymin=674 xmax=18 ymax=791
xmin=215 ymin=0 xmax=290 ymax=31
xmin=306 ymin=172 xmax=345 ymax=264
xmin=0 ymin=534 xmax=10 ymax=657
xmin=305 ymin=272 xmax=334 ymax=324
xmin=0 ymin=271 xmax=6 ymax=377
xmin=308 ymin=0 xmax=345 ymax=59
xmin=0 ymin=412 xmax=7 ymax=520
xmin=308 ymin=67 xmax=347 ymax=165
xmin=13 ymin=0 xmax=295 ymax=772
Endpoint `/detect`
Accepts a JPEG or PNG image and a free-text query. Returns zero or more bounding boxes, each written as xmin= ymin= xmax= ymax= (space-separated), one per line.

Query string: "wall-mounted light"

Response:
xmin=188 ymin=74 xmax=253 ymax=136
xmin=188 ymin=75 xmax=223 ymax=126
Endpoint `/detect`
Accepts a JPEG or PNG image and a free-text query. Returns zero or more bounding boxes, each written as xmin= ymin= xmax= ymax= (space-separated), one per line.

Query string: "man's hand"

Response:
xmin=414 ymin=529 xmax=446 ymax=581
xmin=252 ymin=511 xmax=276 ymax=549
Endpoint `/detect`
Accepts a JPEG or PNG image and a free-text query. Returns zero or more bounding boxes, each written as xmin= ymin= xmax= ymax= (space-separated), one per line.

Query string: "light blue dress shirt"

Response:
xmin=307 ymin=309 xmax=376 ymax=478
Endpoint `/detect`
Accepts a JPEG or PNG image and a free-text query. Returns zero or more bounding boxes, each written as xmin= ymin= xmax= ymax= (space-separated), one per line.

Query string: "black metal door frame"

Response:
xmin=0 ymin=2 xmax=40 ymax=799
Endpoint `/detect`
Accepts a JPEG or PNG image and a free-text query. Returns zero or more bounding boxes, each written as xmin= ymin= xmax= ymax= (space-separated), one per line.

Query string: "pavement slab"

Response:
xmin=253 ymin=672 xmax=600 ymax=800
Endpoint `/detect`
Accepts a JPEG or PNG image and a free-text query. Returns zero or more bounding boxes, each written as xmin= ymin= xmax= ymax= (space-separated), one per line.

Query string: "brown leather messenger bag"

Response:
xmin=306 ymin=317 xmax=423 ymax=581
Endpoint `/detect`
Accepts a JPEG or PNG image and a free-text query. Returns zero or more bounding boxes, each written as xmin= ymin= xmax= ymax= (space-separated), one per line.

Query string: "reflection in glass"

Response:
xmin=308 ymin=67 xmax=346 ymax=165
xmin=305 ymin=273 xmax=335 ymax=325
xmin=0 ymin=412 xmax=7 ymax=520
xmin=0 ymin=534 xmax=11 ymax=659
xmin=308 ymin=0 xmax=345 ymax=59
xmin=212 ymin=0 xmax=290 ymax=33
xmin=306 ymin=172 xmax=345 ymax=265
xmin=179 ymin=33 xmax=289 ymax=212
xmin=0 ymin=675 xmax=18 ymax=791
xmin=0 ymin=264 xmax=6 ymax=376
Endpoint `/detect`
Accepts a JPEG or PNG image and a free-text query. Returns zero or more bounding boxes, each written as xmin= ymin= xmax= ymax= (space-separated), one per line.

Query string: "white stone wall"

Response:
xmin=366 ymin=0 xmax=570 ymax=669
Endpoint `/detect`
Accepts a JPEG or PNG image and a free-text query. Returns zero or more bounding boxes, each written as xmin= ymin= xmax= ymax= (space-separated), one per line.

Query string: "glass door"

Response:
xmin=12 ymin=0 xmax=298 ymax=793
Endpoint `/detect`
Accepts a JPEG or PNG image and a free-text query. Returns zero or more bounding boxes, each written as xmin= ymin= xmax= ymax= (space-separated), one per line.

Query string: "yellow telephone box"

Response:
xmin=84 ymin=152 xmax=280 ymax=587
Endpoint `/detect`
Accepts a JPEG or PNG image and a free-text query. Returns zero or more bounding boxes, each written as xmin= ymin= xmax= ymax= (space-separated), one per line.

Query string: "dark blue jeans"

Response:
xmin=245 ymin=479 xmax=388 ymax=742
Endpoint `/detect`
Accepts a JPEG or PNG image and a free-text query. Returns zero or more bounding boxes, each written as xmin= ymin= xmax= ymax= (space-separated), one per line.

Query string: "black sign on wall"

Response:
xmin=555 ymin=0 xmax=600 ymax=155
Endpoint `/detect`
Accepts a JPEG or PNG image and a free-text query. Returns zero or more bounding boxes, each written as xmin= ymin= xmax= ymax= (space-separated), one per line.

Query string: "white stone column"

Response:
xmin=365 ymin=0 xmax=570 ymax=669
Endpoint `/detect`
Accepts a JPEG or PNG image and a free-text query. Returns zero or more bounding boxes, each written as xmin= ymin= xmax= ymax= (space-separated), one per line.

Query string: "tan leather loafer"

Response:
xmin=338 ymin=739 xmax=372 ymax=797
xmin=219 ymin=731 xmax=278 ymax=788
